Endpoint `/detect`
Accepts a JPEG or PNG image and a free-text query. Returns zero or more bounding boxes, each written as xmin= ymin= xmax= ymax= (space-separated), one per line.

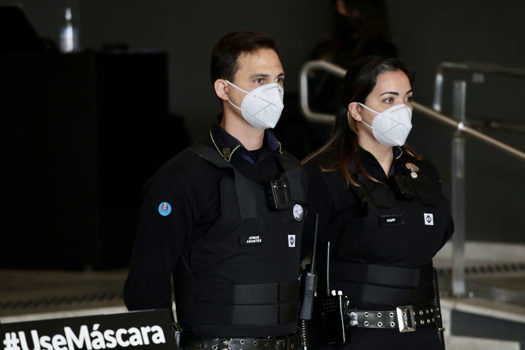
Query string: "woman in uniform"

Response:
xmin=303 ymin=56 xmax=454 ymax=349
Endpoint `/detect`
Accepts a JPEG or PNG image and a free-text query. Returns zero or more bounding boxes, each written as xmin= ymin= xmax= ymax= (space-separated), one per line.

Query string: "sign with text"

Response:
xmin=0 ymin=309 xmax=176 ymax=350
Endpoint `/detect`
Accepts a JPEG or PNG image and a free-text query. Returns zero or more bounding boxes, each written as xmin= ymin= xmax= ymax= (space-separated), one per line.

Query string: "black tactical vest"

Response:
xmin=174 ymin=142 xmax=306 ymax=337
xmin=323 ymin=156 xmax=451 ymax=309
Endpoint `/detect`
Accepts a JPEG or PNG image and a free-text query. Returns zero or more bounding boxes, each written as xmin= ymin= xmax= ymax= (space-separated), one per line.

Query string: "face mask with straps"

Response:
xmin=357 ymin=102 xmax=412 ymax=146
xmin=226 ymin=80 xmax=284 ymax=130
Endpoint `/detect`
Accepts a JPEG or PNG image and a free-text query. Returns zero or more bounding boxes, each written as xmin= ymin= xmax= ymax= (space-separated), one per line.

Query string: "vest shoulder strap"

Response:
xmin=348 ymin=162 xmax=391 ymax=208
xmin=276 ymin=151 xmax=306 ymax=203
xmin=187 ymin=142 xmax=232 ymax=169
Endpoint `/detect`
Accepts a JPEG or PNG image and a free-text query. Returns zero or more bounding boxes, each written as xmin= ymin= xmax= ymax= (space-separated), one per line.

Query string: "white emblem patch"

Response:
xmin=292 ymin=204 xmax=304 ymax=221
xmin=424 ymin=213 xmax=434 ymax=226
xmin=288 ymin=234 xmax=296 ymax=248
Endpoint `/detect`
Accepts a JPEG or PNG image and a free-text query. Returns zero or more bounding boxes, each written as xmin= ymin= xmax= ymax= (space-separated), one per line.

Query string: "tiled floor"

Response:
xmin=0 ymin=268 xmax=127 ymax=318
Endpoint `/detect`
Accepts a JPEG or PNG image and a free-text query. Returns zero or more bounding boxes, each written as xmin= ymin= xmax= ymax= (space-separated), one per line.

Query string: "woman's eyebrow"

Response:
xmin=379 ymin=89 xmax=413 ymax=96
xmin=380 ymin=91 xmax=399 ymax=96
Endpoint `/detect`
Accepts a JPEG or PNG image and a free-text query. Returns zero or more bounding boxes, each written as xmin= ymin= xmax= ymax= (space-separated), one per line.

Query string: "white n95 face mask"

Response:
xmin=358 ymin=102 xmax=413 ymax=146
xmin=226 ymin=81 xmax=284 ymax=130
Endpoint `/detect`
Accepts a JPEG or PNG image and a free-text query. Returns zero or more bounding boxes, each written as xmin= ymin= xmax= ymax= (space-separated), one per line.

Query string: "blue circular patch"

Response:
xmin=158 ymin=202 xmax=172 ymax=216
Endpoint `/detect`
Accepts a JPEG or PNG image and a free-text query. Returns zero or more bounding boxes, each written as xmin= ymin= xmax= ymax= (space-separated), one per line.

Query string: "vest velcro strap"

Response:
xmin=332 ymin=262 xmax=433 ymax=288
xmin=339 ymin=280 xmax=434 ymax=306
xmin=193 ymin=301 xmax=299 ymax=326
xmin=359 ymin=282 xmax=434 ymax=306
xmin=194 ymin=281 xmax=299 ymax=304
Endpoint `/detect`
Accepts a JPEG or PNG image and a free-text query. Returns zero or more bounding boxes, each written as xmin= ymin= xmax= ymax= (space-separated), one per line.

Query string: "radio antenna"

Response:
xmin=326 ymin=241 xmax=331 ymax=295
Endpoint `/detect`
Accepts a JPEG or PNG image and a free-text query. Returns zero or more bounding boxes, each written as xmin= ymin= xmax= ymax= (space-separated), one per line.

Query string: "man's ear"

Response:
xmin=214 ymin=79 xmax=229 ymax=101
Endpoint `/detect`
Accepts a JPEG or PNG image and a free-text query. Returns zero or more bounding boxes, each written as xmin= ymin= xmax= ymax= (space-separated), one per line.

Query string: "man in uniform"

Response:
xmin=123 ymin=31 xmax=307 ymax=349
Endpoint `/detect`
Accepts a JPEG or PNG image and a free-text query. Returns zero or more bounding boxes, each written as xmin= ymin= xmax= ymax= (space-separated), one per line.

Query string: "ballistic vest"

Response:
xmin=174 ymin=142 xmax=306 ymax=337
xmin=324 ymin=155 xmax=450 ymax=309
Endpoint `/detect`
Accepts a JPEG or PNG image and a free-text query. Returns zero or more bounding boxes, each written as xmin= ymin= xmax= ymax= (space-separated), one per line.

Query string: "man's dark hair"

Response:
xmin=210 ymin=31 xmax=278 ymax=84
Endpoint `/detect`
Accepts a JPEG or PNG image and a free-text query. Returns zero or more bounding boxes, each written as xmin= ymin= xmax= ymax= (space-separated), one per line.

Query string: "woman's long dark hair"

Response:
xmin=303 ymin=56 xmax=418 ymax=186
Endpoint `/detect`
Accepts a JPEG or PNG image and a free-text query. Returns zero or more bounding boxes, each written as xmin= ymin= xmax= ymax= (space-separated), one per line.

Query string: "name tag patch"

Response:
xmin=424 ymin=213 xmax=434 ymax=226
xmin=378 ymin=214 xmax=405 ymax=226
xmin=240 ymin=234 xmax=263 ymax=246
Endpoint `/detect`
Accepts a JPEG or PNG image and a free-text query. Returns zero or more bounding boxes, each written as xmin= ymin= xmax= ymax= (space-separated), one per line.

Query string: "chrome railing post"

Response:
xmin=299 ymin=60 xmax=346 ymax=124
xmin=451 ymin=81 xmax=467 ymax=297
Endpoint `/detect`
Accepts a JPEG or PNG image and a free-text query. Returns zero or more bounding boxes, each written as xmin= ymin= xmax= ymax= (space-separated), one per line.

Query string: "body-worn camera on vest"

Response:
xmin=267 ymin=174 xmax=292 ymax=210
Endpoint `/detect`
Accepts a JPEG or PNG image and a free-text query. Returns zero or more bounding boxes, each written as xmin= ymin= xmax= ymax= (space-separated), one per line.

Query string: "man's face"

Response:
xmin=227 ymin=48 xmax=285 ymax=107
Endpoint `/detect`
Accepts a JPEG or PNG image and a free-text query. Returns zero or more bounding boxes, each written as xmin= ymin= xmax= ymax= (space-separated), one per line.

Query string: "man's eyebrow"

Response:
xmin=248 ymin=72 xmax=285 ymax=79
xmin=249 ymin=73 xmax=270 ymax=79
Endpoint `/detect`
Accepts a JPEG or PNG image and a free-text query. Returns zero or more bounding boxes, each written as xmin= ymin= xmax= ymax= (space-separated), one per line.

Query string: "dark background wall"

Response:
xmin=2 ymin=0 xmax=524 ymax=252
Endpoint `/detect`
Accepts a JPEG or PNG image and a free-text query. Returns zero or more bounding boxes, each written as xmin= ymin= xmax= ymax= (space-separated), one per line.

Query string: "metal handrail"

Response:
xmin=412 ymin=102 xmax=525 ymax=162
xmin=299 ymin=60 xmax=525 ymax=163
xmin=299 ymin=60 xmax=346 ymax=123
xmin=433 ymin=61 xmax=525 ymax=112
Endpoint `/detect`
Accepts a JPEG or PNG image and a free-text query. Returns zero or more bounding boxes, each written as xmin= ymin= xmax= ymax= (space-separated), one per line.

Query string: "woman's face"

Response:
xmin=361 ymin=69 xmax=413 ymax=125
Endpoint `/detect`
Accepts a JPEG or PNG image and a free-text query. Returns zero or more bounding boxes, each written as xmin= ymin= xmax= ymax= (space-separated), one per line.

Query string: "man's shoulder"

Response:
xmin=162 ymin=142 xmax=221 ymax=176
xmin=143 ymin=142 xmax=220 ymax=188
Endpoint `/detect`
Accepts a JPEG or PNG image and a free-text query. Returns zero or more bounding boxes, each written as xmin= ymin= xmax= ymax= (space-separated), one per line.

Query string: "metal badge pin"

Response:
xmin=405 ymin=162 xmax=420 ymax=172
xmin=405 ymin=162 xmax=420 ymax=179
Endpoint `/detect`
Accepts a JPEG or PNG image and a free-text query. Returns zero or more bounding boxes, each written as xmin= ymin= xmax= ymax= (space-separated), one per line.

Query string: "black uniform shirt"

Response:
xmin=123 ymin=119 xmax=284 ymax=311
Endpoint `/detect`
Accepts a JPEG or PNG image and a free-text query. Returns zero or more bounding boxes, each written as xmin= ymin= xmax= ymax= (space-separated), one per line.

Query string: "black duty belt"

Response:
xmin=349 ymin=303 xmax=444 ymax=333
xmin=181 ymin=331 xmax=301 ymax=350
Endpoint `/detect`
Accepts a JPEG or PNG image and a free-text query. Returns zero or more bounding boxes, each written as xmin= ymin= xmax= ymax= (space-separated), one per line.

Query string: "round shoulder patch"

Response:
xmin=158 ymin=202 xmax=172 ymax=216
xmin=292 ymin=204 xmax=304 ymax=221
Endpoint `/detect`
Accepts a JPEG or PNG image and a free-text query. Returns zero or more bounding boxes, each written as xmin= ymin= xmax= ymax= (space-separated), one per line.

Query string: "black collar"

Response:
xmin=209 ymin=116 xmax=282 ymax=164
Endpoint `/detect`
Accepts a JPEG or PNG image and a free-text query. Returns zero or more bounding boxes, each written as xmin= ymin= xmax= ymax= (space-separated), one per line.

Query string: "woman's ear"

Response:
xmin=348 ymin=102 xmax=362 ymax=122
xmin=214 ymin=79 xmax=229 ymax=101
